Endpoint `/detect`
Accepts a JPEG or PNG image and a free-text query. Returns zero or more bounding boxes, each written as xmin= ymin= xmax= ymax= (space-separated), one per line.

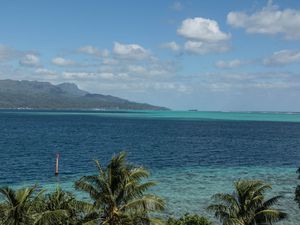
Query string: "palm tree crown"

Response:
xmin=75 ymin=151 xmax=165 ymax=225
xmin=208 ymin=180 xmax=287 ymax=225
xmin=33 ymin=187 xmax=94 ymax=225
xmin=0 ymin=186 xmax=41 ymax=225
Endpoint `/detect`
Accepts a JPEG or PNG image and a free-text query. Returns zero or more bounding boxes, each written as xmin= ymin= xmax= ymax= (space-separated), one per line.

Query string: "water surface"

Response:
xmin=0 ymin=110 xmax=299 ymax=224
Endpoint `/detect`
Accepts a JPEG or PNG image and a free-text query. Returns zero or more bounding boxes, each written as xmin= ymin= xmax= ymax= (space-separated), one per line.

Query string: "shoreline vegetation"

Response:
xmin=0 ymin=152 xmax=297 ymax=225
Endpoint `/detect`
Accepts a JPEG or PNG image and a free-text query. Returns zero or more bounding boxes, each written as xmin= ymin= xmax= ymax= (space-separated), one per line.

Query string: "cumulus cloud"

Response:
xmin=227 ymin=2 xmax=300 ymax=40
xmin=113 ymin=42 xmax=151 ymax=60
xmin=171 ymin=1 xmax=183 ymax=11
xmin=263 ymin=49 xmax=300 ymax=66
xmin=177 ymin=17 xmax=231 ymax=42
xmin=161 ymin=41 xmax=181 ymax=52
xmin=19 ymin=54 xmax=39 ymax=67
xmin=215 ymin=59 xmax=244 ymax=69
xmin=177 ymin=17 xmax=230 ymax=54
xmin=52 ymin=57 xmax=75 ymax=66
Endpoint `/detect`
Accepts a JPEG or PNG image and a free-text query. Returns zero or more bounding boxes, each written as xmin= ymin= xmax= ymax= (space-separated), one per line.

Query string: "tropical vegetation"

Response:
xmin=166 ymin=214 xmax=212 ymax=225
xmin=0 ymin=152 xmax=288 ymax=225
xmin=208 ymin=180 xmax=287 ymax=225
xmin=295 ymin=167 xmax=300 ymax=208
xmin=74 ymin=152 xmax=165 ymax=225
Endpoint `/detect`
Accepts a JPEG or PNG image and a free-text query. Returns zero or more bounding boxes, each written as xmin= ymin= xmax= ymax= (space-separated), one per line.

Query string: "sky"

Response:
xmin=1 ymin=0 xmax=300 ymax=111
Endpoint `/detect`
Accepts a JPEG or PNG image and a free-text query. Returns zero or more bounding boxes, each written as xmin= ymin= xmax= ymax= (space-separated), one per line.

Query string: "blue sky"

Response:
xmin=1 ymin=0 xmax=300 ymax=111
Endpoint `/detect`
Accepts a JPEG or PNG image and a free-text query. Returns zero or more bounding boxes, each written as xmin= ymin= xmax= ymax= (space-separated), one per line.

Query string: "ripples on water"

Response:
xmin=0 ymin=110 xmax=300 ymax=224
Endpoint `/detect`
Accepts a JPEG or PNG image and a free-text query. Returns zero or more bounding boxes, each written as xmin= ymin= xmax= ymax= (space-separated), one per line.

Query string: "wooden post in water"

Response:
xmin=55 ymin=153 xmax=59 ymax=176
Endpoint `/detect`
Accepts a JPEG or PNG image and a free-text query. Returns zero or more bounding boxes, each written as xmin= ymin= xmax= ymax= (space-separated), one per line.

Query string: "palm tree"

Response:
xmin=208 ymin=180 xmax=287 ymax=225
xmin=0 ymin=186 xmax=41 ymax=225
xmin=33 ymin=187 xmax=95 ymax=225
xmin=75 ymin=152 xmax=165 ymax=225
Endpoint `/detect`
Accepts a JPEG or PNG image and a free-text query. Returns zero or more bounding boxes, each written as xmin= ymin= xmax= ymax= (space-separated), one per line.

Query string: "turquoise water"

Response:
xmin=0 ymin=110 xmax=300 ymax=224
xmin=12 ymin=166 xmax=299 ymax=224
xmin=4 ymin=110 xmax=300 ymax=122
xmin=153 ymin=167 xmax=299 ymax=224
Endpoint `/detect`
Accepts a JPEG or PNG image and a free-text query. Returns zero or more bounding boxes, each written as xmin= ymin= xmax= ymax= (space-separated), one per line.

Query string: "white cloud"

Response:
xmin=263 ymin=49 xmax=300 ymax=66
xmin=171 ymin=1 xmax=183 ymax=11
xmin=113 ymin=42 xmax=151 ymax=60
xmin=19 ymin=54 xmax=39 ymax=67
xmin=177 ymin=17 xmax=230 ymax=42
xmin=184 ymin=40 xmax=229 ymax=54
xmin=52 ymin=57 xmax=75 ymax=66
xmin=177 ymin=17 xmax=230 ymax=54
xmin=215 ymin=59 xmax=244 ymax=69
xmin=161 ymin=41 xmax=181 ymax=52
xmin=227 ymin=3 xmax=300 ymax=40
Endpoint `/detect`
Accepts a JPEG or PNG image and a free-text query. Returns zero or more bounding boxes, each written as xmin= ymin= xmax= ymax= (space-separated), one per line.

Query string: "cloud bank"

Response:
xmin=227 ymin=2 xmax=300 ymax=40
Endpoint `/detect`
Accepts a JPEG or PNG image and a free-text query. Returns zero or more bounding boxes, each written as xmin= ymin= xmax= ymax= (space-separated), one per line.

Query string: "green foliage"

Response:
xmin=295 ymin=167 xmax=300 ymax=208
xmin=0 ymin=152 xmax=290 ymax=225
xmin=208 ymin=180 xmax=287 ymax=225
xmin=0 ymin=186 xmax=41 ymax=225
xmin=295 ymin=185 xmax=300 ymax=208
xmin=166 ymin=214 xmax=212 ymax=225
xmin=0 ymin=186 xmax=94 ymax=225
xmin=75 ymin=151 xmax=165 ymax=225
xmin=33 ymin=187 xmax=94 ymax=225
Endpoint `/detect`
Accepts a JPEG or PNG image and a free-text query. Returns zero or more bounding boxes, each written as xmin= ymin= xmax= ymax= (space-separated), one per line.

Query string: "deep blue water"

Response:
xmin=0 ymin=111 xmax=300 ymax=224
xmin=1 ymin=111 xmax=300 ymax=183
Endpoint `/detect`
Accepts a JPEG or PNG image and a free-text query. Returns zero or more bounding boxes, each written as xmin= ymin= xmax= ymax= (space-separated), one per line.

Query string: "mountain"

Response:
xmin=56 ymin=83 xmax=88 ymax=96
xmin=0 ymin=79 xmax=167 ymax=110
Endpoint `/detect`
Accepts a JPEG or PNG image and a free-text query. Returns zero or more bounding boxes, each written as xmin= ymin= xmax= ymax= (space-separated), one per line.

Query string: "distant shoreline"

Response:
xmin=0 ymin=108 xmax=299 ymax=114
xmin=1 ymin=109 xmax=300 ymax=123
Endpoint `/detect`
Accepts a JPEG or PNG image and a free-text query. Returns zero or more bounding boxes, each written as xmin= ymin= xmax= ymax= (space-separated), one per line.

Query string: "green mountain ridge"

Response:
xmin=0 ymin=79 xmax=167 ymax=110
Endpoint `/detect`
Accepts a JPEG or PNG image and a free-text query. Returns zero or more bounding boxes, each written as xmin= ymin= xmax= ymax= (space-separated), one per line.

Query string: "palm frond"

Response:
xmin=33 ymin=209 xmax=68 ymax=225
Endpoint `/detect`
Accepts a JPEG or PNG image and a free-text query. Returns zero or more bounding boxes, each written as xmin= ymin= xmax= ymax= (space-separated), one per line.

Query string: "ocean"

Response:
xmin=0 ymin=110 xmax=299 ymax=224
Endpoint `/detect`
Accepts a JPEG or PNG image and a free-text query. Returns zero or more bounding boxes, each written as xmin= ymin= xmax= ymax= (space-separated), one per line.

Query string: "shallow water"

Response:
xmin=0 ymin=110 xmax=300 ymax=224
